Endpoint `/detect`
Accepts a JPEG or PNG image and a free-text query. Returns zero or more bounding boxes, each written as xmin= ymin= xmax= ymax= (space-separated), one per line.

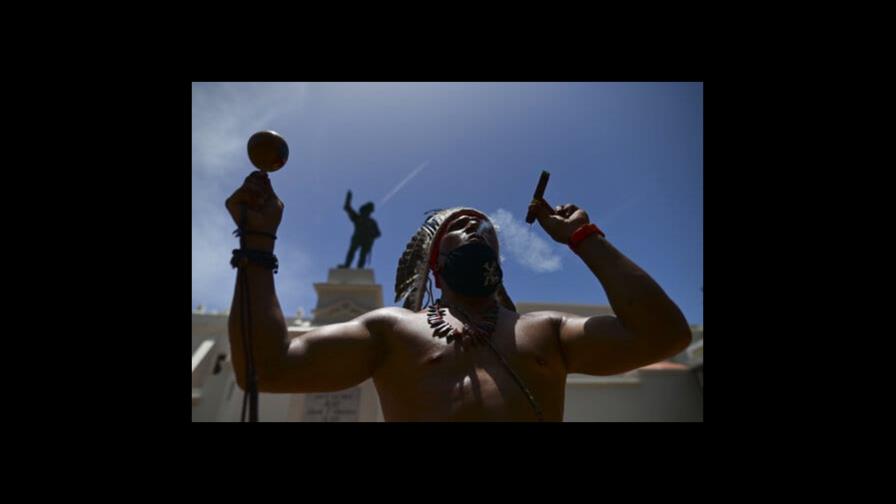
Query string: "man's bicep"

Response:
xmin=559 ymin=314 xmax=655 ymax=376
xmin=268 ymin=314 xmax=386 ymax=393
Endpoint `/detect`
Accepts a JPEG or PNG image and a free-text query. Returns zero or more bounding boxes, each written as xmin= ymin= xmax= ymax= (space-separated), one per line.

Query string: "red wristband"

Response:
xmin=568 ymin=223 xmax=604 ymax=251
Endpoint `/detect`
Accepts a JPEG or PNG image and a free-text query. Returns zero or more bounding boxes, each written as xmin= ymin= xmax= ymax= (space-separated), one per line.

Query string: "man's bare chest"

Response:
xmin=374 ymin=312 xmax=567 ymax=418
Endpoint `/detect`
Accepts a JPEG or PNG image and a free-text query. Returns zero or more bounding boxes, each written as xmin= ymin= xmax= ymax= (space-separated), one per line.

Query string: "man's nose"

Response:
xmin=464 ymin=220 xmax=480 ymax=233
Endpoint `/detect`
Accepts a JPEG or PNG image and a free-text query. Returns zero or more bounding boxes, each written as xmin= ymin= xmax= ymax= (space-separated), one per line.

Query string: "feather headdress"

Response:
xmin=394 ymin=207 xmax=516 ymax=312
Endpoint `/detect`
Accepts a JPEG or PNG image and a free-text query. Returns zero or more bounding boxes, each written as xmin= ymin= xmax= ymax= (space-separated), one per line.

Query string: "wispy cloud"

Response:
xmin=490 ymin=208 xmax=562 ymax=273
xmin=192 ymin=83 xmax=307 ymax=180
xmin=379 ymin=161 xmax=429 ymax=206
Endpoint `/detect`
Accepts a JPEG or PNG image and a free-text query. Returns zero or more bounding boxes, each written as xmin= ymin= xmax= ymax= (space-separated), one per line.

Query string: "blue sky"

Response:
xmin=192 ymin=82 xmax=703 ymax=324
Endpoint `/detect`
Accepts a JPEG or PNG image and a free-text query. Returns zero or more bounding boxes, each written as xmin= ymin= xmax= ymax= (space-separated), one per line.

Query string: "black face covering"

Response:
xmin=439 ymin=242 xmax=503 ymax=297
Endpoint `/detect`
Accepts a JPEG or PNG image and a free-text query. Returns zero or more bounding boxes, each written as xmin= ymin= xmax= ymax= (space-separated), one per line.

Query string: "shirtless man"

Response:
xmin=226 ymin=171 xmax=692 ymax=421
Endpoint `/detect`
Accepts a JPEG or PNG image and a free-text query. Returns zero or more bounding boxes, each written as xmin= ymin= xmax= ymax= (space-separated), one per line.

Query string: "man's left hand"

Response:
xmin=528 ymin=198 xmax=590 ymax=244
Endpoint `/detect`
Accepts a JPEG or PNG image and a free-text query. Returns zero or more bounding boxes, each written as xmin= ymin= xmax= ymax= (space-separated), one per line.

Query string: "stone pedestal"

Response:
xmin=310 ymin=268 xmax=384 ymax=325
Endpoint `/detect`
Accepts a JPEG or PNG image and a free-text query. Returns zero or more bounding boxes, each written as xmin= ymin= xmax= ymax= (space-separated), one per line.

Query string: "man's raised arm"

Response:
xmin=264 ymin=307 xmax=403 ymax=393
xmin=225 ymin=171 xmax=290 ymax=391
xmin=225 ymin=174 xmax=394 ymax=393
xmin=529 ymin=199 xmax=692 ymax=376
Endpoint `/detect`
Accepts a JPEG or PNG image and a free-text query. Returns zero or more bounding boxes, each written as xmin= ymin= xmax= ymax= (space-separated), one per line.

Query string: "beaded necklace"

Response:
xmin=426 ymin=299 xmax=544 ymax=421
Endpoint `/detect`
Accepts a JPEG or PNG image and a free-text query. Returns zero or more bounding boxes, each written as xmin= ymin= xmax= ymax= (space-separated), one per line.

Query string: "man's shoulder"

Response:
xmin=353 ymin=307 xmax=419 ymax=340
xmin=517 ymin=310 xmax=566 ymax=324
xmin=372 ymin=306 xmax=417 ymax=316
xmin=514 ymin=311 xmax=576 ymax=337
xmin=363 ymin=306 xmax=419 ymax=324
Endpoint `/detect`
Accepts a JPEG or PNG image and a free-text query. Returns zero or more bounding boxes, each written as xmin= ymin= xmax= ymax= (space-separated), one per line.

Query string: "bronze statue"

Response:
xmin=340 ymin=190 xmax=380 ymax=269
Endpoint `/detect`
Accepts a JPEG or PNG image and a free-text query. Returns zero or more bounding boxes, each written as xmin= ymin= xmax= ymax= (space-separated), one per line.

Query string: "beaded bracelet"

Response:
xmin=568 ymin=223 xmax=605 ymax=251
xmin=232 ymin=228 xmax=277 ymax=240
xmin=231 ymin=249 xmax=279 ymax=273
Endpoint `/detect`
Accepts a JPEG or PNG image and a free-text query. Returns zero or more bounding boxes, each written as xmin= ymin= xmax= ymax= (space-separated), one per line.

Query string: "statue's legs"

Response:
xmin=342 ymin=239 xmax=360 ymax=268
xmin=357 ymin=245 xmax=372 ymax=269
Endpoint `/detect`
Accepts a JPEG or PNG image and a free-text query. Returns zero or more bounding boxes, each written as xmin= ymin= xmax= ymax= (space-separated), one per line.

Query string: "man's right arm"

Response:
xmin=226 ymin=174 xmax=397 ymax=394
xmin=259 ymin=307 xmax=403 ymax=393
xmin=230 ymin=288 xmax=399 ymax=393
xmin=226 ymin=171 xmax=288 ymax=392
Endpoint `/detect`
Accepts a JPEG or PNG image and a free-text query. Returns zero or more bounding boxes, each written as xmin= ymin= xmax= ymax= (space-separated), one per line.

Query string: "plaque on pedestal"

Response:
xmin=302 ymin=387 xmax=362 ymax=422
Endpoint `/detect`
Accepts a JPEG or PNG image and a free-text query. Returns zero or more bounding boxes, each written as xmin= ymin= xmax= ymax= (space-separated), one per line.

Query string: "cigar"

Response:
xmin=525 ymin=170 xmax=551 ymax=224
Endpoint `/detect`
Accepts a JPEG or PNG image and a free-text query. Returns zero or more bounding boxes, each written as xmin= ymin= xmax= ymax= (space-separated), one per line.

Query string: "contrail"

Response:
xmin=380 ymin=161 xmax=429 ymax=206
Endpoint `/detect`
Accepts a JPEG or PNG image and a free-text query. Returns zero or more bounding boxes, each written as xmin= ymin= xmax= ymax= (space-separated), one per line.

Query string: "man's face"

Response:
xmin=437 ymin=213 xmax=499 ymax=269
